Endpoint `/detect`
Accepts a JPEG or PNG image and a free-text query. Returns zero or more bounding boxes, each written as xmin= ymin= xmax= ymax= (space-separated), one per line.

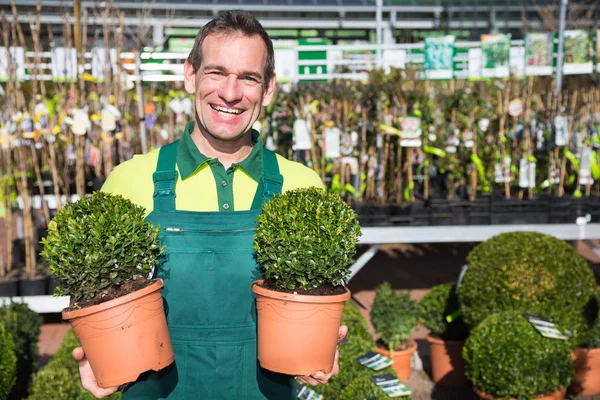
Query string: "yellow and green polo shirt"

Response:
xmin=102 ymin=121 xmax=323 ymax=216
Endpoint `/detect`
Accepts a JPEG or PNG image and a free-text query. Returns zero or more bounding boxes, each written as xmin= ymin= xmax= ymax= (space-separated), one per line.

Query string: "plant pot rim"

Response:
xmin=375 ymin=338 xmax=418 ymax=355
xmin=474 ymin=386 xmax=566 ymax=400
xmin=574 ymin=346 xmax=600 ymax=354
xmin=62 ymin=278 xmax=164 ymax=320
xmin=251 ymin=279 xmax=350 ymax=303
xmin=426 ymin=334 xmax=466 ymax=345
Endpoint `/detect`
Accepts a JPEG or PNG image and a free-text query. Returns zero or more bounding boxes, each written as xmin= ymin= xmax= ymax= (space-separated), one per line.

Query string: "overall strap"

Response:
xmin=250 ymin=148 xmax=283 ymax=210
xmin=152 ymin=140 xmax=180 ymax=213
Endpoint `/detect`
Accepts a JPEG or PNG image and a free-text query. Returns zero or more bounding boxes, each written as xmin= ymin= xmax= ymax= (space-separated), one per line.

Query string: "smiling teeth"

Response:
xmin=212 ymin=105 xmax=242 ymax=115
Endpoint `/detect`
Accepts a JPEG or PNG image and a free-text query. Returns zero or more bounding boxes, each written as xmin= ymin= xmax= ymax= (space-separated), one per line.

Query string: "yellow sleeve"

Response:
xmin=276 ymin=154 xmax=325 ymax=192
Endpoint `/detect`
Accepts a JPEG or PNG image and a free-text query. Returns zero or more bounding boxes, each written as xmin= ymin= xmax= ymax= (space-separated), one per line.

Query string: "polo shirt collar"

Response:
xmin=176 ymin=121 xmax=263 ymax=181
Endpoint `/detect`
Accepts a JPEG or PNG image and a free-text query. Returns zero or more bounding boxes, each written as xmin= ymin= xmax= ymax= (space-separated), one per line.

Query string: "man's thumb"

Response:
xmin=72 ymin=346 xmax=85 ymax=361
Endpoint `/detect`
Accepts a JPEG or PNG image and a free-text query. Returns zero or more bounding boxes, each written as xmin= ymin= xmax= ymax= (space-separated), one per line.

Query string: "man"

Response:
xmin=73 ymin=10 xmax=347 ymax=399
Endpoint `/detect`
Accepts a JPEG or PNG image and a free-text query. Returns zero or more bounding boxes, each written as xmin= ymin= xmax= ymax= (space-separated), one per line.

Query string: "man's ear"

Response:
xmin=261 ymin=73 xmax=277 ymax=107
xmin=183 ymin=59 xmax=197 ymax=94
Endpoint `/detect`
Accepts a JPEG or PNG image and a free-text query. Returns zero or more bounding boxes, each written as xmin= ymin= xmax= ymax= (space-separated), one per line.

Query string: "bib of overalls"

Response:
xmin=122 ymin=140 xmax=296 ymax=400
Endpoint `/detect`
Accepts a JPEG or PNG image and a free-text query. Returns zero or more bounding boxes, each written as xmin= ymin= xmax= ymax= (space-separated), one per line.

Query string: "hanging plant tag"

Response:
xmin=524 ymin=314 xmax=568 ymax=340
xmin=518 ymin=158 xmax=530 ymax=188
xmin=354 ymin=351 xmax=393 ymax=371
xmin=293 ymin=119 xmax=312 ymax=150
xmin=324 ymin=127 xmax=341 ymax=158
xmin=371 ymin=373 xmax=411 ymax=397
xmin=101 ymin=110 xmax=117 ymax=132
xmin=296 ymin=384 xmax=323 ymax=400
xmin=579 ymin=147 xmax=594 ymax=185
xmin=400 ymin=117 xmax=422 ymax=147
xmin=507 ymin=99 xmax=524 ymax=117
xmin=462 ymin=129 xmax=474 ymax=148
xmin=456 ymin=264 xmax=468 ymax=293
xmin=554 ymin=116 xmax=568 ymax=146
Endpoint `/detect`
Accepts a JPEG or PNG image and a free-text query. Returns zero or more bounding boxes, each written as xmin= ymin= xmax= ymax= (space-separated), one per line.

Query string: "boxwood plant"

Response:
xmin=370 ymin=282 xmax=418 ymax=356
xmin=0 ymin=321 xmax=16 ymax=400
xmin=578 ymin=290 xmax=600 ymax=349
xmin=463 ymin=311 xmax=573 ymax=399
xmin=0 ymin=301 xmax=42 ymax=400
xmin=254 ymin=187 xmax=361 ymax=291
xmin=458 ymin=232 xmax=596 ymax=338
xmin=41 ymin=192 xmax=163 ymax=304
xmin=419 ymin=283 xmax=469 ymax=341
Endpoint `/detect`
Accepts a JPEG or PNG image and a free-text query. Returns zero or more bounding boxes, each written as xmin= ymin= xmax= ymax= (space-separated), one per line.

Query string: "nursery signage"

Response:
xmin=524 ymin=33 xmax=553 ymax=76
xmin=371 ymin=374 xmax=411 ymax=398
xmin=480 ymin=34 xmax=511 ymax=78
xmin=424 ymin=35 xmax=455 ymax=80
xmin=524 ymin=314 xmax=568 ymax=340
xmin=563 ymin=30 xmax=594 ymax=75
xmin=355 ymin=351 xmax=393 ymax=371
xmin=293 ymin=119 xmax=312 ymax=150
xmin=91 ymin=48 xmax=118 ymax=81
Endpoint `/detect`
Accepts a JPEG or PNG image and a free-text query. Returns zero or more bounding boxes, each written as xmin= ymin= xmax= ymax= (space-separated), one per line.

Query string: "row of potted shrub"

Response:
xmin=415 ymin=231 xmax=600 ymax=399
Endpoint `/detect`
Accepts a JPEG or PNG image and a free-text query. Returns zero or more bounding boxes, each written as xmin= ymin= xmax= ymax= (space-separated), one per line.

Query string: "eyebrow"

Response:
xmin=202 ymin=64 xmax=262 ymax=81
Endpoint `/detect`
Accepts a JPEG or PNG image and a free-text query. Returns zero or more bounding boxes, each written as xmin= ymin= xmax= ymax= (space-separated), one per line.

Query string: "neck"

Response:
xmin=190 ymin=125 xmax=253 ymax=169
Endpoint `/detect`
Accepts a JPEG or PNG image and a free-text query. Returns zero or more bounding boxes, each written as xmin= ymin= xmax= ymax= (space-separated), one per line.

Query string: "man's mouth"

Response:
xmin=211 ymin=105 xmax=243 ymax=115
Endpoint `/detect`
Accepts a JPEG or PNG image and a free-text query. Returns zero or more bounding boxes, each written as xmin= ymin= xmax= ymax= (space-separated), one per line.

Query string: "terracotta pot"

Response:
xmin=474 ymin=387 xmax=566 ymax=400
xmin=426 ymin=335 xmax=467 ymax=387
xmin=62 ymin=279 xmax=174 ymax=388
xmin=375 ymin=339 xmax=417 ymax=381
xmin=570 ymin=347 xmax=600 ymax=396
xmin=251 ymin=279 xmax=350 ymax=375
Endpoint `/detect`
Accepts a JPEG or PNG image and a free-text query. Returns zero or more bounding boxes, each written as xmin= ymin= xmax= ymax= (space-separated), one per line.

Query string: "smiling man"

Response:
xmin=72 ymin=10 xmax=347 ymax=400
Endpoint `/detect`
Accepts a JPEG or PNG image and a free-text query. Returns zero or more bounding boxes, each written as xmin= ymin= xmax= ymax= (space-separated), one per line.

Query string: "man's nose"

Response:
xmin=218 ymin=74 xmax=242 ymax=103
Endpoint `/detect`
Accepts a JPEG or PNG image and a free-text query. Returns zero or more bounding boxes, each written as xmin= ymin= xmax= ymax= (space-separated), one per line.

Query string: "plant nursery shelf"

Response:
xmin=0 ymin=295 xmax=69 ymax=314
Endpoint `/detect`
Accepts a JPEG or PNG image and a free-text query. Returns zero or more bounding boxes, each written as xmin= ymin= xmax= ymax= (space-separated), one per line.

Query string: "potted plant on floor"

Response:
xmin=370 ymin=281 xmax=418 ymax=381
xmin=40 ymin=191 xmax=173 ymax=388
xmin=463 ymin=311 xmax=573 ymax=400
xmin=419 ymin=282 xmax=469 ymax=387
xmin=570 ymin=290 xmax=600 ymax=396
xmin=252 ymin=187 xmax=361 ymax=375
xmin=458 ymin=232 xmax=596 ymax=334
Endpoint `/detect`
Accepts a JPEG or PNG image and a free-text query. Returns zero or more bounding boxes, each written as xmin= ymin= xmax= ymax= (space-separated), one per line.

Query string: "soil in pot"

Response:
xmin=570 ymin=347 xmax=600 ymax=396
xmin=63 ymin=278 xmax=174 ymax=388
xmin=375 ymin=339 xmax=417 ymax=381
xmin=426 ymin=335 xmax=467 ymax=388
xmin=252 ymin=279 xmax=350 ymax=376
xmin=474 ymin=387 xmax=566 ymax=400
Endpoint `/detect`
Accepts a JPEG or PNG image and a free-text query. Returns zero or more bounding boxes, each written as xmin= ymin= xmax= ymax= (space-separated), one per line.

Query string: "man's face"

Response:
xmin=184 ymin=33 xmax=275 ymax=143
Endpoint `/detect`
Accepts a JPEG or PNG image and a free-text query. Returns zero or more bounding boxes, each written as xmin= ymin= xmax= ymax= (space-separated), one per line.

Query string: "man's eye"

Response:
xmin=209 ymin=71 xmax=222 ymax=76
xmin=243 ymin=76 xmax=259 ymax=83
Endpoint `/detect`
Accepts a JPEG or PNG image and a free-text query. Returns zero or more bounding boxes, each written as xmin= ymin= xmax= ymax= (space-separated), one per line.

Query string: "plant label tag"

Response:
xmin=524 ymin=314 xmax=568 ymax=340
xmin=355 ymin=351 xmax=393 ymax=371
xmin=296 ymin=384 xmax=323 ymax=400
xmin=371 ymin=373 xmax=412 ymax=397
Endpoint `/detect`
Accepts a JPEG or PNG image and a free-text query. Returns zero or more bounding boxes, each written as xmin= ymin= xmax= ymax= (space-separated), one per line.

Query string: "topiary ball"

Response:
xmin=254 ymin=187 xmax=361 ymax=291
xmin=340 ymin=375 xmax=389 ymax=400
xmin=578 ymin=290 xmax=600 ymax=349
xmin=418 ymin=283 xmax=469 ymax=341
xmin=458 ymin=232 xmax=596 ymax=335
xmin=463 ymin=311 xmax=573 ymax=399
xmin=0 ymin=321 xmax=17 ymax=400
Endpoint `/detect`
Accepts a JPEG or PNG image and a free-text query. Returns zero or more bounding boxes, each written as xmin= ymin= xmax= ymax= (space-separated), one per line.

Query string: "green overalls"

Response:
xmin=122 ymin=140 xmax=296 ymax=400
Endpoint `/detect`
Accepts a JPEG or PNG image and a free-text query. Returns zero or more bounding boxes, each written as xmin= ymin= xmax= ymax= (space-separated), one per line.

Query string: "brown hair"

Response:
xmin=187 ymin=10 xmax=274 ymax=87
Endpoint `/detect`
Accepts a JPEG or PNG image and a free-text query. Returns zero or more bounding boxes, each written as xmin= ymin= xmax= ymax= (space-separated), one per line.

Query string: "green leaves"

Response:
xmin=253 ymin=187 xmax=361 ymax=291
xmin=40 ymin=191 xmax=164 ymax=303
xmin=418 ymin=283 xmax=469 ymax=340
xmin=370 ymin=282 xmax=418 ymax=353
xmin=463 ymin=312 xmax=573 ymax=399
xmin=458 ymin=231 xmax=596 ymax=342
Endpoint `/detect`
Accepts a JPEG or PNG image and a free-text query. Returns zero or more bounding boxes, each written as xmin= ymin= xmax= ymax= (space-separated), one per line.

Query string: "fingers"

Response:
xmin=72 ymin=347 xmax=85 ymax=361
xmin=337 ymin=325 xmax=348 ymax=344
xmin=296 ymin=375 xmax=322 ymax=386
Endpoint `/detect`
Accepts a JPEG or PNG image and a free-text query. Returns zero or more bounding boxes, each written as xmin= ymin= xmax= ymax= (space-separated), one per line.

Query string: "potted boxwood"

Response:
xmin=40 ymin=191 xmax=174 ymax=388
xmin=419 ymin=282 xmax=469 ymax=387
xmin=370 ymin=281 xmax=418 ymax=381
xmin=458 ymin=232 xmax=596 ymax=334
xmin=570 ymin=290 xmax=600 ymax=396
xmin=463 ymin=311 xmax=573 ymax=400
xmin=0 ymin=321 xmax=17 ymax=399
xmin=252 ymin=187 xmax=361 ymax=375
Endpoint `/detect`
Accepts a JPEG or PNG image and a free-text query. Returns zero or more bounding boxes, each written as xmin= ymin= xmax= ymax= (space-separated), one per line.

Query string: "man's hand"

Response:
xmin=72 ymin=347 xmax=119 ymax=398
xmin=295 ymin=325 xmax=348 ymax=386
